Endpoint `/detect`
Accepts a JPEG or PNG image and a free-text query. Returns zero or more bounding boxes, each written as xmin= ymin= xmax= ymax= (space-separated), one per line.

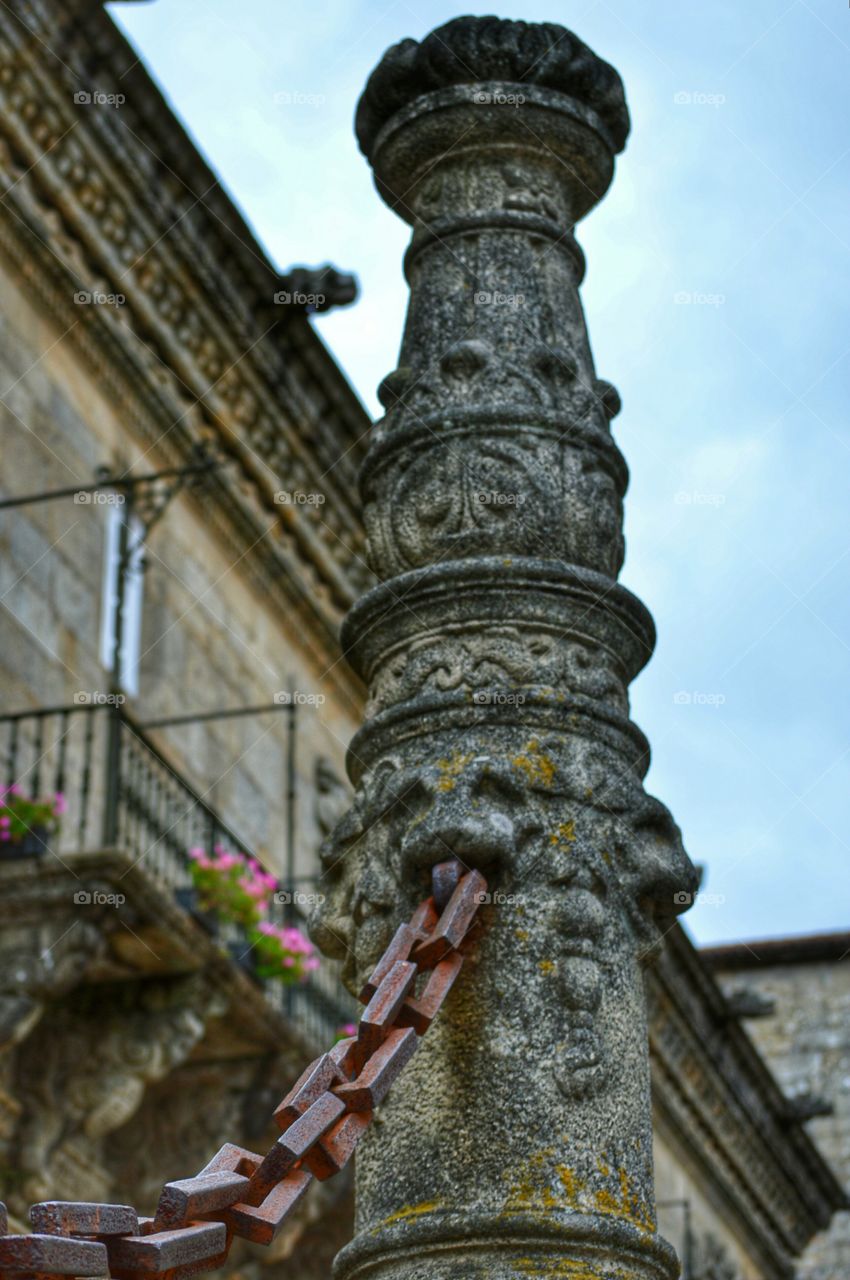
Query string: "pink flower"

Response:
xmin=53 ymin=792 xmax=67 ymax=816
xmin=0 ymin=815 xmax=10 ymax=828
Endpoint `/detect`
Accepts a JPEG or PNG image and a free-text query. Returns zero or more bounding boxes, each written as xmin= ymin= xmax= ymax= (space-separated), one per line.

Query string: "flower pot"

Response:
xmin=174 ymin=887 xmax=219 ymax=936
xmin=0 ymin=825 xmax=50 ymax=860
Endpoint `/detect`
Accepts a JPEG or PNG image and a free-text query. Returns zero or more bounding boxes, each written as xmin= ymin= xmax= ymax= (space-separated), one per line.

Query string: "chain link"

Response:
xmin=0 ymin=861 xmax=486 ymax=1279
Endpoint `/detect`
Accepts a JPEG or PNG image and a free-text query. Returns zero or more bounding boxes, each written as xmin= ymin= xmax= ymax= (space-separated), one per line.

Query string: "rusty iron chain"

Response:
xmin=0 ymin=861 xmax=486 ymax=1280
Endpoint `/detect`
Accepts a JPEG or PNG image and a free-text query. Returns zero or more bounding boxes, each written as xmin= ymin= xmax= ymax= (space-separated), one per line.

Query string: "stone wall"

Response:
xmin=708 ymin=944 xmax=850 ymax=1280
xmin=654 ymin=1123 xmax=766 ymax=1280
xmin=0 ymin=246 xmax=358 ymax=885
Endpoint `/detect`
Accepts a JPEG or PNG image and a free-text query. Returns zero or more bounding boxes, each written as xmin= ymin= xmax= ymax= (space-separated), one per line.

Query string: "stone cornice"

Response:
xmin=702 ymin=930 xmax=850 ymax=969
xmin=648 ymin=925 xmax=845 ymax=1277
xmin=0 ymin=1 xmax=372 ymax=701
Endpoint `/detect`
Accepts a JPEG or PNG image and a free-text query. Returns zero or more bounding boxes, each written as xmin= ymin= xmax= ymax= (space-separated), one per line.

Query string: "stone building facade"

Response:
xmin=0 ymin=0 xmax=369 ymax=877
xmin=705 ymin=932 xmax=850 ymax=1280
xmin=0 ymin=2 xmax=366 ymax=1270
xmin=0 ymin=4 xmax=844 ymax=1278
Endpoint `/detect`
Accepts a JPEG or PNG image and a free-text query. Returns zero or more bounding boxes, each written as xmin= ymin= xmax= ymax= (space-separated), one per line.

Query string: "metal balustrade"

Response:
xmin=0 ymin=703 xmax=356 ymax=1045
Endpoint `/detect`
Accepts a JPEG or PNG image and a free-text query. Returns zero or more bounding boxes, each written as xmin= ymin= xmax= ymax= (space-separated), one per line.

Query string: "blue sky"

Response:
xmin=108 ymin=0 xmax=849 ymax=946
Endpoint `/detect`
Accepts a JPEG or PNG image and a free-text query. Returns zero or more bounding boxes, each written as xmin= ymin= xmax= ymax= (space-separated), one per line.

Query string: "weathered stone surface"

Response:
xmin=705 ymin=937 xmax=850 ymax=1280
xmin=312 ymin=15 xmax=697 ymax=1280
xmin=355 ymin=17 xmax=631 ymax=160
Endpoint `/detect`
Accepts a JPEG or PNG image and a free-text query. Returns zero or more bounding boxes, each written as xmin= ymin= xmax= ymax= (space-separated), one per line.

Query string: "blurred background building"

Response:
xmin=0 ymin=4 xmax=845 ymax=1277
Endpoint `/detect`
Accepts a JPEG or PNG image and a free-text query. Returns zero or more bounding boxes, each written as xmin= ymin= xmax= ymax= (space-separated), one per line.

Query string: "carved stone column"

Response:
xmin=312 ymin=17 xmax=698 ymax=1280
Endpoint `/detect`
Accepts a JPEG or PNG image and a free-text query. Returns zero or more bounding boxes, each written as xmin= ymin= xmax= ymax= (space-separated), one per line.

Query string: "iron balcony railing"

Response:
xmin=0 ymin=702 xmax=356 ymax=1047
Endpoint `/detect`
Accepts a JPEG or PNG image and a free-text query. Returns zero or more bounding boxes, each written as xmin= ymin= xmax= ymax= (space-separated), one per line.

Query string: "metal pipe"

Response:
xmin=0 ymin=460 xmax=222 ymax=511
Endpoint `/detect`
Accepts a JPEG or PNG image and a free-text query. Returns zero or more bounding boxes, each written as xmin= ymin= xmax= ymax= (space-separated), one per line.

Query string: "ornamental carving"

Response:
xmin=312 ymin=733 xmax=691 ymax=998
xmin=365 ymin=629 xmax=628 ymax=718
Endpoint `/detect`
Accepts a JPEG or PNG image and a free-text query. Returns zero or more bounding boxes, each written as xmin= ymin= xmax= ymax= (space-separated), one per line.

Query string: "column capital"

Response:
xmin=356 ymin=17 xmax=629 ymax=225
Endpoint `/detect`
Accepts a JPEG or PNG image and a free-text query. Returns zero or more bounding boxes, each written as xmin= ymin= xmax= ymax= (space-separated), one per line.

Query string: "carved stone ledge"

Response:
xmin=343 ymin=558 xmax=653 ymax=723
xmin=722 ymin=985 xmax=777 ymax=1019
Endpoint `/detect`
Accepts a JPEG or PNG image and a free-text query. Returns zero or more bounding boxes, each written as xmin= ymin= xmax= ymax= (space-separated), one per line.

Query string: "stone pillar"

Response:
xmin=312 ymin=17 xmax=698 ymax=1280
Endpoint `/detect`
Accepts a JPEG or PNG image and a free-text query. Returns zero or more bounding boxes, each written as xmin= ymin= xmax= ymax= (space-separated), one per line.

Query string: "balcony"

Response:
xmin=0 ymin=702 xmax=356 ymax=1051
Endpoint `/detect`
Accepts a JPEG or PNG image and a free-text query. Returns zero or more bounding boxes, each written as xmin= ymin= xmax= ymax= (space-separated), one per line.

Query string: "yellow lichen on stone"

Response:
xmin=539 ymin=959 xmax=556 ymax=974
xmin=435 ymin=751 xmax=474 ymax=792
xmin=591 ymin=1165 xmax=655 ymax=1233
xmin=554 ymin=1164 xmax=585 ymax=1206
xmin=515 ymin=1262 xmax=611 ymax=1279
xmin=511 ymin=739 xmax=556 ymax=788
xmin=501 ymin=1149 xmax=558 ymax=1215
xmin=380 ymin=1199 xmax=443 ymax=1228
xmin=549 ymin=820 xmax=576 ymax=847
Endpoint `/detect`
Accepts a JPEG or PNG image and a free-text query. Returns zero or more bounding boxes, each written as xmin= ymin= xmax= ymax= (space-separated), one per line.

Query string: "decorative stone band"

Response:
xmin=361 ymin=418 xmax=629 ymax=580
xmin=334 ymin=1207 xmax=679 ymax=1280
xmin=343 ymin=558 xmax=654 ymax=727
xmin=355 ymin=68 xmax=631 ymax=588
xmin=400 ymin=209 xmax=588 ymax=285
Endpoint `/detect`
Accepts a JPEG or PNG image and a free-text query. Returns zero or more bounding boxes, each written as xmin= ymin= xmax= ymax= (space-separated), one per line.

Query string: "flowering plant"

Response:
xmin=187 ymin=845 xmax=277 ymax=928
xmin=334 ymin=1022 xmax=358 ymax=1043
xmin=0 ymin=785 xmax=65 ymax=845
xmin=247 ymin=920 xmax=320 ymax=983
